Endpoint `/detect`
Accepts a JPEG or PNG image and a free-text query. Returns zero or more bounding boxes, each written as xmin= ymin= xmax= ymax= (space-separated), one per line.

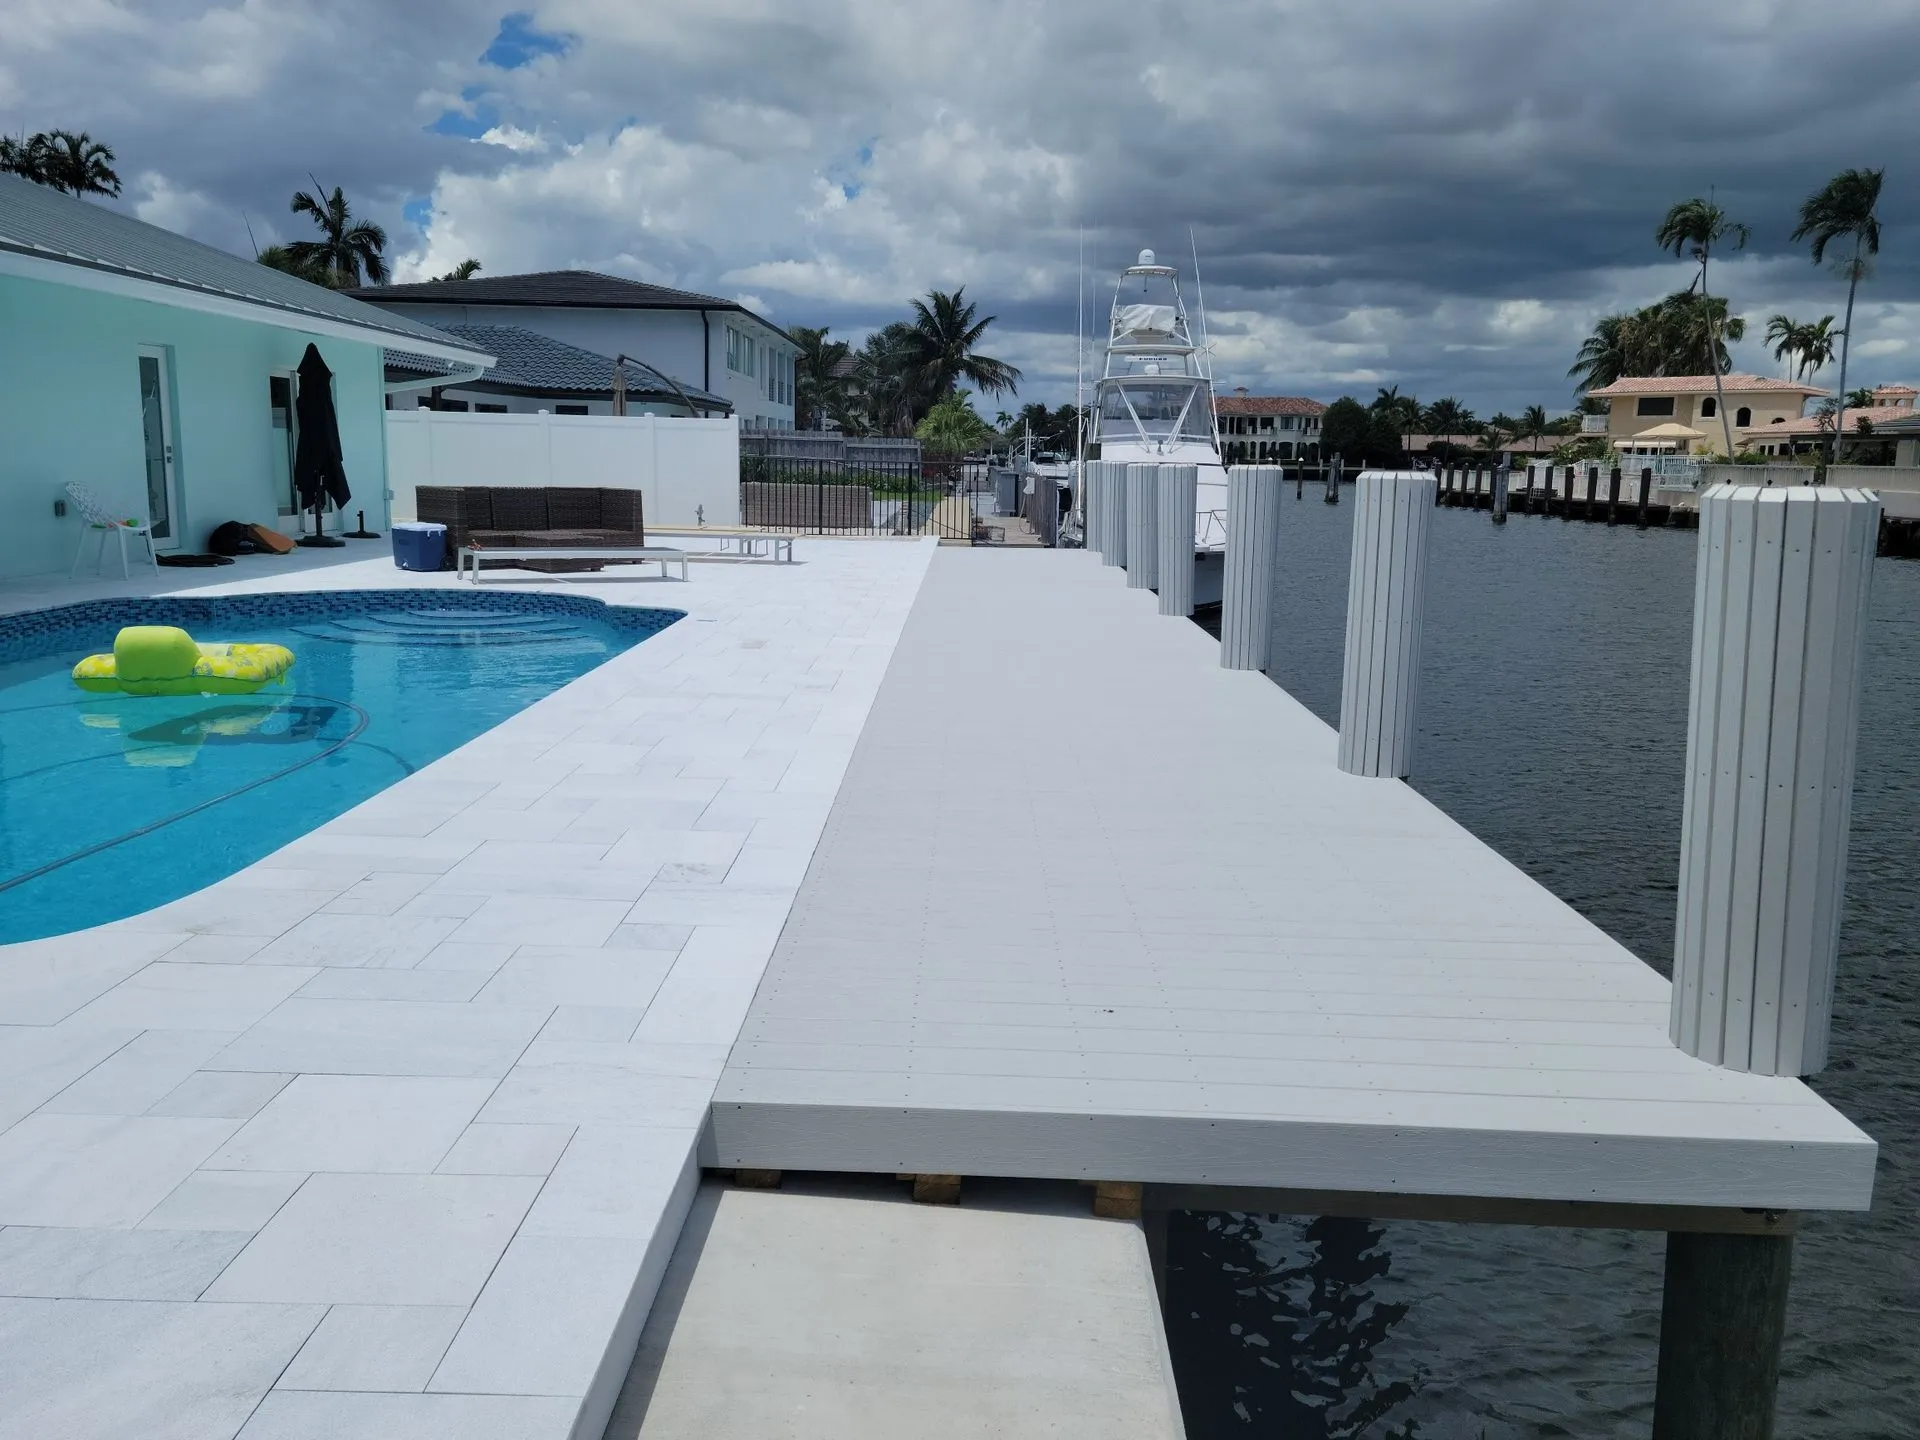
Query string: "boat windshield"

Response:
xmin=1098 ymin=381 xmax=1215 ymax=443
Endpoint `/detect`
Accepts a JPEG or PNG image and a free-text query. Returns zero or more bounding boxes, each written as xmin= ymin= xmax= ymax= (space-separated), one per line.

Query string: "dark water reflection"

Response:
xmin=1167 ymin=495 xmax=1919 ymax=1438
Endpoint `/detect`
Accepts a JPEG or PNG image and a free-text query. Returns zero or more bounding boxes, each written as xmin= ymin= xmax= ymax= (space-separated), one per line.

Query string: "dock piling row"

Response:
xmin=1155 ymin=464 xmax=1198 ymax=616
xmin=1337 ymin=470 xmax=1436 ymax=778
xmin=1125 ymin=463 xmax=1158 ymax=590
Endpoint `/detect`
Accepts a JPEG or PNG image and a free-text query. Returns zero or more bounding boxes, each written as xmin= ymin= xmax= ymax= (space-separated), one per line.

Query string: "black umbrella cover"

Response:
xmin=293 ymin=343 xmax=352 ymax=510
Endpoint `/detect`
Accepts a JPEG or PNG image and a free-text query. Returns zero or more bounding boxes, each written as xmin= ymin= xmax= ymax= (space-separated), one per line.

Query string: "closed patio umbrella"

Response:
xmin=293 ymin=343 xmax=348 ymax=548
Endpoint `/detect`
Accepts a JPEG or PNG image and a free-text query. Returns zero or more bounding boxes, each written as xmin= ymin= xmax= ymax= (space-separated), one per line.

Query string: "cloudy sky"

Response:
xmin=6 ymin=0 xmax=1919 ymax=415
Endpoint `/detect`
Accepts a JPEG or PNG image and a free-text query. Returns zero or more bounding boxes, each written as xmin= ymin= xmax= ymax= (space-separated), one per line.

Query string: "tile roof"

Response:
xmin=1586 ymin=373 xmax=1826 ymax=398
xmin=0 ymin=173 xmax=488 ymax=359
xmin=349 ymin=268 xmax=790 ymax=341
xmin=395 ymin=323 xmax=730 ymax=410
xmin=1742 ymin=404 xmax=1915 ymax=437
xmin=1214 ymin=394 xmax=1326 ymax=415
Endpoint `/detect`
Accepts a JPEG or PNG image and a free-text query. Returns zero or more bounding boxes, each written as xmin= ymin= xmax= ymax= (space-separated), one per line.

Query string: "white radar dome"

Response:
xmin=1138 ymin=249 xmax=1155 ymax=265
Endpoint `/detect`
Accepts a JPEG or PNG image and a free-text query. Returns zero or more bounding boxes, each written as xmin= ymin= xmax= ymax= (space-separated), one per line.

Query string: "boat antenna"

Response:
xmin=1189 ymin=226 xmax=1221 ymax=448
xmin=1074 ymin=227 xmax=1086 ymax=523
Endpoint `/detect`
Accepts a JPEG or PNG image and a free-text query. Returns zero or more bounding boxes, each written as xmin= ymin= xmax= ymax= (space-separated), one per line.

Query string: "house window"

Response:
xmin=556 ymin=404 xmax=588 ymax=416
xmin=1736 ymin=406 xmax=1752 ymax=427
xmin=269 ymin=374 xmax=298 ymax=514
xmin=1700 ymin=397 xmax=1716 ymax=418
xmin=1636 ymin=397 xmax=1676 ymax=417
xmin=474 ymin=403 xmax=507 ymax=414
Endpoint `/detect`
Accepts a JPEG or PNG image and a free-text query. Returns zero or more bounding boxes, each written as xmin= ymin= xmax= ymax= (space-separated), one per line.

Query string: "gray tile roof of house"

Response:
xmin=0 ymin=173 xmax=492 ymax=361
xmin=389 ymin=323 xmax=731 ymax=411
xmin=350 ymin=268 xmax=790 ymax=341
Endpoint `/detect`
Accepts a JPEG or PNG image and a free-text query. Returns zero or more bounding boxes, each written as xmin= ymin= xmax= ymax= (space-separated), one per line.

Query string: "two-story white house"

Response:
xmin=350 ymin=270 xmax=797 ymax=430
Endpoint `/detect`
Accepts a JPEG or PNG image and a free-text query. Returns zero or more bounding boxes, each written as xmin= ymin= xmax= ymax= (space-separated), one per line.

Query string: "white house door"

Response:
xmin=137 ymin=347 xmax=182 ymax=551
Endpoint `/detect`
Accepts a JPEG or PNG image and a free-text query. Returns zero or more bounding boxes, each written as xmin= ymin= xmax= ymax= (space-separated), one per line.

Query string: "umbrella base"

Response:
xmin=295 ymin=535 xmax=346 ymax=549
xmin=342 ymin=530 xmax=381 ymax=540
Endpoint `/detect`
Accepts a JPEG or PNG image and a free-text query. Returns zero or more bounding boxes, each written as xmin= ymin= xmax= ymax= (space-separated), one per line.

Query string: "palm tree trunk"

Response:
xmin=1829 ymin=236 xmax=1862 ymax=477
xmin=1700 ymin=257 xmax=1736 ymax=459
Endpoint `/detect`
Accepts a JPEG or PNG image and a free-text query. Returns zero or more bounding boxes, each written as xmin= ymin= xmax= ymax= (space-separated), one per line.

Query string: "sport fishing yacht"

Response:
xmin=1091 ymin=249 xmax=1227 ymax=605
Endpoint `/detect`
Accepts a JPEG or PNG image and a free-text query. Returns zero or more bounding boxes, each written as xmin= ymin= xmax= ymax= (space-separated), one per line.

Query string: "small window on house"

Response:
xmin=1700 ymin=397 xmax=1716 ymax=418
xmin=474 ymin=403 xmax=507 ymax=414
xmin=1636 ymin=397 xmax=1676 ymax=417
xmin=439 ymin=399 xmax=470 ymax=412
xmin=556 ymin=404 xmax=589 ymax=416
xmin=1736 ymin=406 xmax=1752 ymax=427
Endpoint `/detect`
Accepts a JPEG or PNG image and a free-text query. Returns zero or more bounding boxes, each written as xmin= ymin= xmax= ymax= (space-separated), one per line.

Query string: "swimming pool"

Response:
xmin=0 ymin=590 xmax=679 ymax=943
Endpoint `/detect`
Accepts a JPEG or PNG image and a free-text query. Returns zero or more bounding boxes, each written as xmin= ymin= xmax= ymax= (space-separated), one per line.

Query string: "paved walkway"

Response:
xmin=0 ymin=541 xmax=935 ymax=1440
xmin=711 ymin=546 xmax=1875 ymax=1212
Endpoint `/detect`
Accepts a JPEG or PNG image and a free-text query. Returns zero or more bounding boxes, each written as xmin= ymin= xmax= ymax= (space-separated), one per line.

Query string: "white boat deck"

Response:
xmin=710 ymin=547 xmax=1876 ymax=1213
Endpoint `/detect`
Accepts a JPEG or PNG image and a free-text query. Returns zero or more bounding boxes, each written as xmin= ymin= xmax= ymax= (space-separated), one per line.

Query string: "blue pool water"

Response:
xmin=0 ymin=591 xmax=678 ymax=942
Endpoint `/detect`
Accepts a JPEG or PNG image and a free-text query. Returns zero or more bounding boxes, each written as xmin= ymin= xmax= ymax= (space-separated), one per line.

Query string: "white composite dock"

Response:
xmin=711 ymin=546 xmax=1876 ymax=1214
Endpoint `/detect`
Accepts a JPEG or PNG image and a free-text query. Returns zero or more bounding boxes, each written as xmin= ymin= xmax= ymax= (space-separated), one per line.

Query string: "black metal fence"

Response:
xmin=739 ymin=454 xmax=979 ymax=541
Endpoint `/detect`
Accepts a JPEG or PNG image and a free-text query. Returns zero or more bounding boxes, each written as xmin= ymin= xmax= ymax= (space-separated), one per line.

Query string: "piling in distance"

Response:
xmin=1670 ymin=485 xmax=1880 ymax=1075
xmin=1125 ymin=463 xmax=1159 ymax=590
xmin=1220 ymin=466 xmax=1282 ymax=670
xmin=1337 ymin=470 xmax=1437 ymax=778
xmin=1324 ymin=453 xmax=1342 ymax=504
xmin=1105 ymin=460 xmax=1128 ymax=568
xmin=1155 ymin=464 xmax=1198 ymax=616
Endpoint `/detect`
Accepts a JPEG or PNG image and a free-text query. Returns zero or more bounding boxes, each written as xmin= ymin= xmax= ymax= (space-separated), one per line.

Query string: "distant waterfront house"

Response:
xmin=384 ymin=324 xmax=732 ymax=418
xmin=351 ymin=270 xmax=795 ymax=430
xmin=1584 ymin=374 xmax=1824 ymax=455
xmin=1740 ymin=383 xmax=1918 ymax=460
xmin=1214 ymin=392 xmax=1325 ymax=463
xmin=0 ymin=173 xmax=492 ymax=573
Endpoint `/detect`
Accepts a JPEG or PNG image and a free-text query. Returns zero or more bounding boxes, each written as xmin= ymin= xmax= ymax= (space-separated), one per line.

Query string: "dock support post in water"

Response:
xmin=1607 ymin=465 xmax=1622 ymax=525
xmin=1155 ymin=464 xmax=1198 ymax=616
xmin=1638 ymin=467 xmax=1653 ymax=528
xmin=1585 ymin=464 xmax=1599 ymax=517
xmin=1325 ymin=453 xmax=1342 ymax=504
xmin=1671 ymin=485 xmax=1881 ymax=1074
xmin=1221 ymin=465 xmax=1282 ymax=670
xmin=1337 ymin=470 xmax=1436 ymax=778
xmin=1652 ymin=1231 xmax=1793 ymax=1440
xmin=1561 ymin=463 xmax=1574 ymax=519
xmin=1491 ymin=461 xmax=1509 ymax=525
xmin=1125 ymin=463 xmax=1158 ymax=590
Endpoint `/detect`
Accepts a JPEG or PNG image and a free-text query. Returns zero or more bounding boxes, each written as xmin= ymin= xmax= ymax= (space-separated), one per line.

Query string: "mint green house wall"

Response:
xmin=0 ymin=272 xmax=388 ymax=578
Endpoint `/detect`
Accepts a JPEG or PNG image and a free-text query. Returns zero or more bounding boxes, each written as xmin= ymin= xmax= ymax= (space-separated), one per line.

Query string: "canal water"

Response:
xmin=1165 ymin=495 xmax=1919 ymax=1438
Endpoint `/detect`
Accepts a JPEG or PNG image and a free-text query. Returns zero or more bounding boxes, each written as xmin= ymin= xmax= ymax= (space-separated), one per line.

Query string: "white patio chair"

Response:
xmin=66 ymin=482 xmax=160 ymax=579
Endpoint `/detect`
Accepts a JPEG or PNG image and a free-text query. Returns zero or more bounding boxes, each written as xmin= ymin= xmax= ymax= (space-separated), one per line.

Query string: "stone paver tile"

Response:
xmin=146 ymin=1070 xmax=294 ymax=1120
xmin=234 ymin=1390 xmax=574 ymax=1440
xmin=209 ymin=1075 xmax=496 ymax=1173
xmin=66 ymin=963 xmax=318 ymax=1031
xmin=38 ymin=1029 xmax=236 ymax=1116
xmin=276 ymin=1303 xmax=466 ymax=1392
xmin=471 ymin=946 xmax=675 ymax=1009
xmin=435 ymin=1122 xmax=575 ymax=1177
xmin=204 ymin=1172 xmax=541 ymax=1306
xmin=0 ymin=1225 xmax=249 ymax=1300
xmin=250 ymin=913 xmax=460 ymax=969
xmin=139 ymin=1170 xmax=307 ymax=1233
xmin=0 ymin=931 xmax=185 ymax=1025
xmin=449 ymin=896 xmax=632 ymax=948
xmin=207 ymin=998 xmax=548 ymax=1078
xmin=0 ymin=1296 xmax=323 ymax=1440
xmin=0 ymin=1114 xmax=238 ymax=1227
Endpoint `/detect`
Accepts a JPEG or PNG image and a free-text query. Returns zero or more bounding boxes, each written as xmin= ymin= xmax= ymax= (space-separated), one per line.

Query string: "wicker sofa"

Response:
xmin=414 ymin=486 xmax=646 ymax=572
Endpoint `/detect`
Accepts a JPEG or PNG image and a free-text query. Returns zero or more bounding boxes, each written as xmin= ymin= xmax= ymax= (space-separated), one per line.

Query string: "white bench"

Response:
xmin=457 ymin=545 xmax=689 ymax=582
xmin=643 ymin=526 xmax=796 ymax=562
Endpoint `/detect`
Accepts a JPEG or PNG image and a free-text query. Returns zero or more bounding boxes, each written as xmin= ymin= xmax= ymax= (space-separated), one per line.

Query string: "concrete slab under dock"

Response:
xmin=605 ymin=1176 xmax=1183 ymax=1440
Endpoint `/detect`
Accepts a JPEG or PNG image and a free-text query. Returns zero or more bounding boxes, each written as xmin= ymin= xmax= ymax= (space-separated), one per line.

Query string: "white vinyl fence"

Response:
xmin=385 ymin=410 xmax=741 ymax=528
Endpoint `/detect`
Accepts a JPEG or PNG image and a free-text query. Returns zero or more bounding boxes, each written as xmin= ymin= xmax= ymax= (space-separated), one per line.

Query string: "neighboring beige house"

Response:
xmin=1741 ymin=383 xmax=1918 ymax=459
xmin=1585 ymin=374 xmax=1824 ymax=455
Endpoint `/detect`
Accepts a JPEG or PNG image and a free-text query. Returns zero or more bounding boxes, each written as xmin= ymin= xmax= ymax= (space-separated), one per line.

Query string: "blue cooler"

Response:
xmin=391 ymin=522 xmax=447 ymax=572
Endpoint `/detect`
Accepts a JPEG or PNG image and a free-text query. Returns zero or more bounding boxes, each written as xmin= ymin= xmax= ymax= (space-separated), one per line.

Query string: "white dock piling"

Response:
xmin=1220 ymin=465 xmax=1282 ymax=670
xmin=1671 ymin=485 xmax=1880 ymax=1075
xmin=1337 ymin=470 xmax=1436 ymax=778
xmin=1126 ymin=463 xmax=1159 ymax=591
xmin=1103 ymin=461 xmax=1127 ymax=568
xmin=1155 ymin=464 xmax=1198 ymax=616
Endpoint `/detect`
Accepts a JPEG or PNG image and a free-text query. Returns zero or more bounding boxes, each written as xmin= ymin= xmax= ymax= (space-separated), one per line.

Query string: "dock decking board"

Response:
xmin=711 ymin=547 xmax=1875 ymax=1213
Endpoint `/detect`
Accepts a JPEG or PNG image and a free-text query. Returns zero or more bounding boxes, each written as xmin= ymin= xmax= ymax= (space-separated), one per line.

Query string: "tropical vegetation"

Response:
xmin=1792 ymin=167 xmax=1884 ymax=463
xmin=437 ymin=258 xmax=482 ymax=281
xmin=0 ymin=128 xmax=121 ymax=196
xmin=790 ymin=287 xmax=1022 ymax=437
xmin=913 ymin=389 xmax=998 ymax=455
xmin=1765 ymin=313 xmax=1836 ymax=381
xmin=1655 ymin=195 xmax=1749 ymax=458
xmin=1567 ymin=293 xmax=1746 ymax=392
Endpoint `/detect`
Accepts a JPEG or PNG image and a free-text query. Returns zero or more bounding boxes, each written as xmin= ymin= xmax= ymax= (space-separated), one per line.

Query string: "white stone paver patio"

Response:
xmin=0 ymin=539 xmax=936 ymax=1440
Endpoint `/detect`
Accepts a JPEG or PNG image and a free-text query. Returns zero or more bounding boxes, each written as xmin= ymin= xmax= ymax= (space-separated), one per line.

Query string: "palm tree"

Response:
xmin=1792 ymin=168 xmax=1885 ymax=467
xmin=1765 ymin=313 xmax=1838 ymax=382
xmin=904 ymin=288 xmax=1021 ymax=405
xmin=853 ymin=322 xmax=922 ymax=435
xmin=1845 ymin=386 xmax=1878 ymax=409
xmin=285 ymin=184 xmax=389 ymax=288
xmin=1372 ymin=386 xmax=1422 ymax=459
xmin=1569 ymin=313 xmax=1642 ymax=392
xmin=790 ymin=324 xmax=852 ymax=431
xmin=436 ymin=258 xmax=482 ymax=281
xmin=1656 ymin=195 xmax=1750 ymax=458
xmin=1798 ymin=316 xmax=1838 ymax=380
xmin=1765 ymin=313 xmax=1799 ymax=379
xmin=256 ymin=244 xmax=332 ymax=287
xmin=0 ymin=129 xmax=120 ymax=196
xmin=1516 ymin=404 xmax=1552 ymax=458
xmin=1423 ymin=397 xmax=1469 ymax=459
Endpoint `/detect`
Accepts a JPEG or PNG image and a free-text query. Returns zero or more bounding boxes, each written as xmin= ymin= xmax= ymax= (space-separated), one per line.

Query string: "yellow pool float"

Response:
xmin=72 ymin=625 xmax=295 ymax=697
